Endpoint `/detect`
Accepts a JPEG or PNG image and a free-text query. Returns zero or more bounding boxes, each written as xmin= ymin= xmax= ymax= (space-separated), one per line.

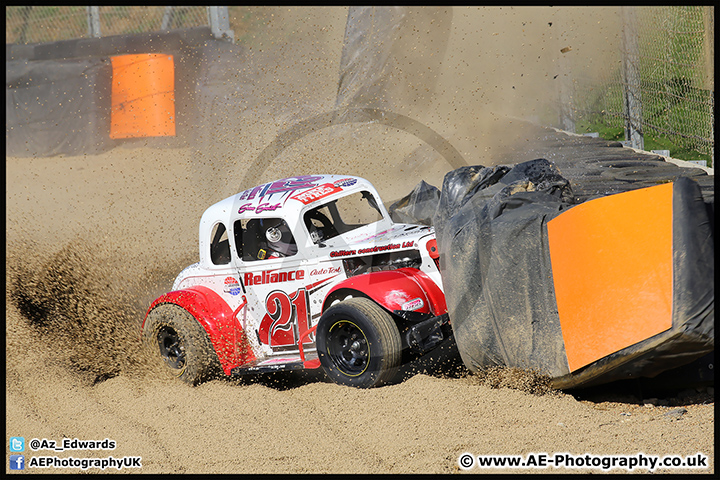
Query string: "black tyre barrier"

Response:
xmin=427 ymin=160 xmax=713 ymax=389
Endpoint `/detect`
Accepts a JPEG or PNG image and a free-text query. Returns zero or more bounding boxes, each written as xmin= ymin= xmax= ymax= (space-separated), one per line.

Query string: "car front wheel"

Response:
xmin=316 ymin=297 xmax=401 ymax=388
xmin=142 ymin=303 xmax=221 ymax=385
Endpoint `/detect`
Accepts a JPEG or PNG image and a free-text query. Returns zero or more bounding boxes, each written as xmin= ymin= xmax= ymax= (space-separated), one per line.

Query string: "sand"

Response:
xmin=5 ymin=145 xmax=714 ymax=474
xmin=6 ymin=7 xmax=713 ymax=474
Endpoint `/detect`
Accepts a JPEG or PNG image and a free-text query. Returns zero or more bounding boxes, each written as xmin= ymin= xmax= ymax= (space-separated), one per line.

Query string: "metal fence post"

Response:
xmin=207 ymin=6 xmax=234 ymax=43
xmin=703 ymin=6 xmax=714 ymax=167
xmin=87 ymin=6 xmax=101 ymax=38
xmin=161 ymin=6 xmax=174 ymax=31
xmin=621 ymin=6 xmax=643 ymax=151
xmin=557 ymin=9 xmax=576 ymax=133
xmin=18 ymin=6 xmax=33 ymax=44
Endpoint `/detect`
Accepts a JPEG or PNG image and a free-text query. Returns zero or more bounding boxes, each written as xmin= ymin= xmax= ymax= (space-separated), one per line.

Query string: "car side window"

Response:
xmin=210 ymin=222 xmax=231 ymax=265
xmin=235 ymin=218 xmax=298 ymax=261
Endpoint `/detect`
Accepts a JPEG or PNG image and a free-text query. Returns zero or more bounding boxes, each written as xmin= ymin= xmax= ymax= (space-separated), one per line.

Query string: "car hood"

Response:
xmin=327 ymin=223 xmax=434 ymax=247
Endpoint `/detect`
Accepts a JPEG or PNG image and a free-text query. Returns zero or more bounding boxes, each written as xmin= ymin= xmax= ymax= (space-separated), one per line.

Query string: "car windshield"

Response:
xmin=303 ymin=190 xmax=384 ymax=244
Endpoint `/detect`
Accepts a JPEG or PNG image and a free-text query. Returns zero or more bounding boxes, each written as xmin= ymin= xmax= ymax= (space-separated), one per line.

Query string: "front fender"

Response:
xmin=144 ymin=286 xmax=255 ymax=375
xmin=323 ymin=268 xmax=447 ymax=316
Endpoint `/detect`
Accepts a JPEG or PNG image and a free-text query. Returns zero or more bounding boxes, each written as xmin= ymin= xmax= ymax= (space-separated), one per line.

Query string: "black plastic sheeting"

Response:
xmin=388 ymin=180 xmax=440 ymax=226
xmin=551 ymin=176 xmax=714 ymax=389
xmin=336 ymin=7 xmax=451 ymax=114
xmin=6 ymin=57 xmax=112 ymax=157
xmin=432 ymin=159 xmax=575 ymax=379
xmin=6 ymin=27 xmax=213 ymax=157
xmin=390 ymin=157 xmax=714 ymax=389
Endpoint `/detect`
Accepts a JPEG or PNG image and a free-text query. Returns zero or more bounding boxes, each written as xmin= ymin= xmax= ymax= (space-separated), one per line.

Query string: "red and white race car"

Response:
xmin=142 ymin=175 xmax=451 ymax=388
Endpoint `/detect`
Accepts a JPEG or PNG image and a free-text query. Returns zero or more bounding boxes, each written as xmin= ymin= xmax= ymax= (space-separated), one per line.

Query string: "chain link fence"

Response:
xmin=573 ymin=6 xmax=714 ymax=161
xmin=5 ymin=6 xmax=220 ymax=43
xmin=6 ymin=6 xmax=715 ymax=162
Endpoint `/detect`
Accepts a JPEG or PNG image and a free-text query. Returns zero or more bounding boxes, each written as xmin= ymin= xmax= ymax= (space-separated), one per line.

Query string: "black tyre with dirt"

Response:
xmin=142 ymin=303 xmax=221 ymax=385
xmin=316 ymin=297 xmax=402 ymax=388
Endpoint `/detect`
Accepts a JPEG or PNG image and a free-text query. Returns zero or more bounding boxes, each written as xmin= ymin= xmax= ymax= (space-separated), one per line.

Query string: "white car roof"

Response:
xmin=196 ymin=175 xmax=389 ymax=267
xmin=203 ymin=175 xmax=377 ymax=222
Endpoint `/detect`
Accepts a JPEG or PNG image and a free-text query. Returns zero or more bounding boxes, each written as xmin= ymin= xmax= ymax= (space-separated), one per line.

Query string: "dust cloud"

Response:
xmin=6 ymin=7 xmax=712 ymax=474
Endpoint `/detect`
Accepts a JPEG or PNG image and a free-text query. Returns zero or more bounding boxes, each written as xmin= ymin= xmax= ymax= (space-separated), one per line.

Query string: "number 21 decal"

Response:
xmin=258 ymin=288 xmax=312 ymax=349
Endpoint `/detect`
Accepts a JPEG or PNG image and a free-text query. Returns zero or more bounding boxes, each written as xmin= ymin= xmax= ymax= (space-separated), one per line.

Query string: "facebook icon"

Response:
xmin=10 ymin=455 xmax=25 ymax=470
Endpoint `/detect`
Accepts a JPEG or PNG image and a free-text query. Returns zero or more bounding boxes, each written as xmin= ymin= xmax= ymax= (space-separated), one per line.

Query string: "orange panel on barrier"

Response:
xmin=547 ymin=183 xmax=673 ymax=372
xmin=110 ymin=53 xmax=175 ymax=139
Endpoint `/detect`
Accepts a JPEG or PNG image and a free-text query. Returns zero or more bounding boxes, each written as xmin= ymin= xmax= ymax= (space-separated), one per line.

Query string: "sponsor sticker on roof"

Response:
xmin=290 ymin=183 xmax=343 ymax=205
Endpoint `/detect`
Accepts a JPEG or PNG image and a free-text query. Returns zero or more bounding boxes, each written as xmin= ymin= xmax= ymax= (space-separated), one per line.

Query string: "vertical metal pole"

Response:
xmin=621 ymin=6 xmax=644 ymax=150
xmin=19 ymin=6 xmax=33 ymax=44
xmin=161 ymin=6 xmax=174 ymax=31
xmin=703 ymin=6 xmax=714 ymax=166
xmin=87 ymin=6 xmax=101 ymax=38
xmin=207 ymin=6 xmax=234 ymax=43
xmin=557 ymin=9 xmax=575 ymax=133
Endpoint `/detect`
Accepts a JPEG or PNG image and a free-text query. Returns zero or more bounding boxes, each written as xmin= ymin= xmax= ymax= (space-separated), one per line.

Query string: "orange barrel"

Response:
xmin=110 ymin=53 xmax=175 ymax=139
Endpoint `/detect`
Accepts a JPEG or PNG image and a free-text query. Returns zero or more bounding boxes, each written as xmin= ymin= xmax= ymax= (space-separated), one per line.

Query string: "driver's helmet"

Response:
xmin=260 ymin=219 xmax=297 ymax=257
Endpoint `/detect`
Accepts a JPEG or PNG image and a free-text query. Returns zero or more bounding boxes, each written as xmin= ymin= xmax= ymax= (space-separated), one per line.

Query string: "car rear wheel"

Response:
xmin=142 ymin=304 xmax=221 ymax=385
xmin=316 ymin=297 xmax=401 ymax=388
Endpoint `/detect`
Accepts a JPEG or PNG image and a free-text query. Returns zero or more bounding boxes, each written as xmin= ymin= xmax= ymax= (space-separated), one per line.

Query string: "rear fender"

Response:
xmin=144 ymin=286 xmax=255 ymax=375
xmin=323 ymin=268 xmax=447 ymax=316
